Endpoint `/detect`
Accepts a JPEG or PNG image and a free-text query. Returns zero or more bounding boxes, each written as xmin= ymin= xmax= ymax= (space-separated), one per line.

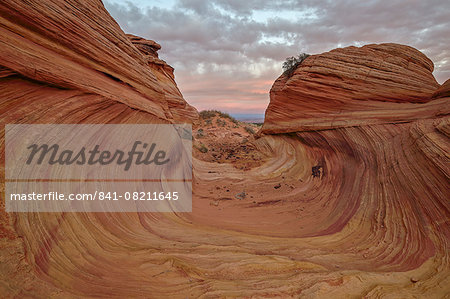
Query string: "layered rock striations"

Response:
xmin=0 ymin=0 xmax=197 ymax=123
xmin=126 ymin=34 xmax=199 ymax=123
xmin=262 ymin=43 xmax=443 ymax=133
xmin=0 ymin=1 xmax=449 ymax=298
xmin=251 ymin=43 xmax=449 ymax=296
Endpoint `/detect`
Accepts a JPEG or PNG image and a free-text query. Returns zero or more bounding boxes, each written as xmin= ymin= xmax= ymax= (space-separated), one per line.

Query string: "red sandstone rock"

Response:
xmin=433 ymin=79 xmax=450 ymax=99
xmin=262 ymin=43 xmax=442 ymax=133
xmin=0 ymin=1 xmax=449 ymax=298
xmin=0 ymin=0 xmax=197 ymax=123
xmin=126 ymin=34 xmax=199 ymax=123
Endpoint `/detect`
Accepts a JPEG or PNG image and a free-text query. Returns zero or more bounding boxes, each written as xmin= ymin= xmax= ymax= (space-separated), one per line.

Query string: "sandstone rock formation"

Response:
xmin=1 ymin=0 xmax=449 ymax=298
xmin=0 ymin=0 xmax=197 ymax=124
xmin=262 ymin=43 xmax=443 ymax=133
xmin=127 ymin=34 xmax=198 ymax=123
xmin=433 ymin=79 xmax=450 ymax=100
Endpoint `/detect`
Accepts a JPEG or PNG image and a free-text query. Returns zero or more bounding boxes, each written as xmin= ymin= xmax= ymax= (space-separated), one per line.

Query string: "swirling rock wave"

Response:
xmin=0 ymin=0 xmax=449 ymax=298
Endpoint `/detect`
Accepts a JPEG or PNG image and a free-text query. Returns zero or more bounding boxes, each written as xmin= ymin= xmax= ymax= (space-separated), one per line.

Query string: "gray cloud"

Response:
xmin=104 ymin=0 xmax=450 ymax=113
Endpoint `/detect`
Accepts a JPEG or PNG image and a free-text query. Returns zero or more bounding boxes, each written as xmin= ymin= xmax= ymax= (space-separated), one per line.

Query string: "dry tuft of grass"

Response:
xmin=199 ymin=110 xmax=238 ymax=124
xmin=244 ymin=126 xmax=255 ymax=134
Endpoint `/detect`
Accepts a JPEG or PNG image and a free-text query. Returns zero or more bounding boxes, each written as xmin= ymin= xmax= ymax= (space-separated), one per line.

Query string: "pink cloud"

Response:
xmin=175 ymin=71 xmax=276 ymax=113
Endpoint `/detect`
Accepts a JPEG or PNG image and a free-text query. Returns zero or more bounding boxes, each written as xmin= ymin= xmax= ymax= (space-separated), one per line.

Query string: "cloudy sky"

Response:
xmin=104 ymin=0 xmax=449 ymax=114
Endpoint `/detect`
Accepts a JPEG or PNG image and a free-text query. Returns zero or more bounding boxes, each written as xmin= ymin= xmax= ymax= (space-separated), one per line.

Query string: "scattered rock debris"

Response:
xmin=235 ymin=192 xmax=247 ymax=200
xmin=193 ymin=111 xmax=265 ymax=170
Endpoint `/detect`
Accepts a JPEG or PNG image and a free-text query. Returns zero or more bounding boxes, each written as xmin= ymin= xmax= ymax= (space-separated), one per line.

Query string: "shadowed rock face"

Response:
xmin=1 ymin=1 xmax=449 ymax=298
xmin=433 ymin=79 xmax=450 ymax=99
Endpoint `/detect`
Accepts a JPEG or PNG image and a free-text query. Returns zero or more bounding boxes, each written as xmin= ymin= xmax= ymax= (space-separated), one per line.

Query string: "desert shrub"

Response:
xmin=245 ymin=126 xmax=255 ymax=134
xmin=199 ymin=110 xmax=217 ymax=119
xmin=216 ymin=119 xmax=226 ymax=127
xmin=282 ymin=53 xmax=310 ymax=77
xmin=230 ymin=117 xmax=239 ymax=124
xmin=195 ymin=143 xmax=208 ymax=153
xmin=216 ymin=111 xmax=233 ymax=120
xmin=199 ymin=110 xmax=238 ymax=123
xmin=196 ymin=128 xmax=204 ymax=138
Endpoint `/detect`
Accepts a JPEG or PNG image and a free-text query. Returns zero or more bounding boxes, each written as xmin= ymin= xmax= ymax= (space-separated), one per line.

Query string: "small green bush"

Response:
xmin=199 ymin=110 xmax=217 ymax=119
xmin=196 ymin=128 xmax=204 ymax=138
xmin=195 ymin=144 xmax=208 ymax=153
xmin=282 ymin=53 xmax=310 ymax=77
xmin=199 ymin=110 xmax=238 ymax=123
xmin=216 ymin=119 xmax=226 ymax=127
xmin=245 ymin=126 xmax=255 ymax=134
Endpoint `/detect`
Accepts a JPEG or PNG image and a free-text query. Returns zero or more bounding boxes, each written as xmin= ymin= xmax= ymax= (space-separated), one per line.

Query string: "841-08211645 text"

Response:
xmin=9 ymin=191 xmax=179 ymax=201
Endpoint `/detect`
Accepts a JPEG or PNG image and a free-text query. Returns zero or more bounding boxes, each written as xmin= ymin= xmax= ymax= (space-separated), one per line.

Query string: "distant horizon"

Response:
xmin=229 ymin=113 xmax=265 ymax=121
xmin=105 ymin=0 xmax=449 ymax=114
